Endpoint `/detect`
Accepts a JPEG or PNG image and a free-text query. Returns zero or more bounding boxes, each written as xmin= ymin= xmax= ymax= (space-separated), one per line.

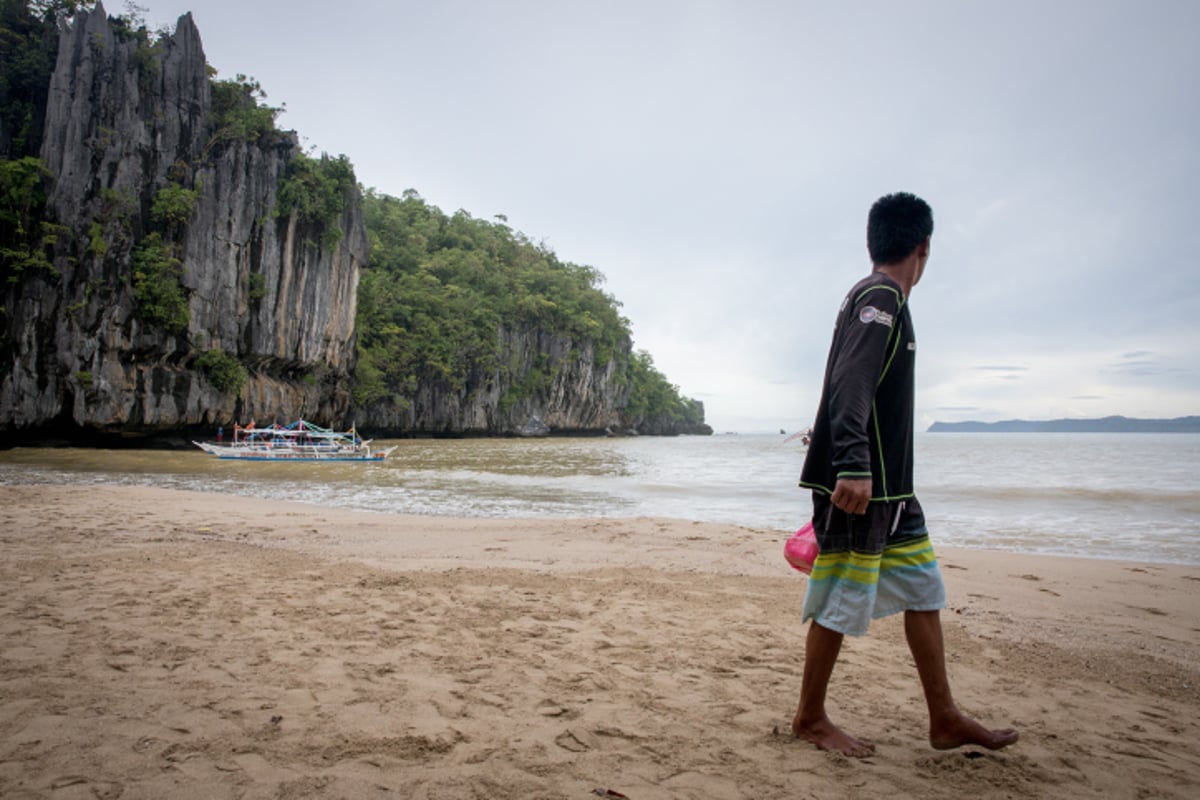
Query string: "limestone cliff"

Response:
xmin=0 ymin=3 xmax=365 ymax=441
xmin=359 ymin=325 xmax=631 ymax=435
xmin=356 ymin=326 xmax=711 ymax=437
xmin=0 ymin=4 xmax=708 ymax=443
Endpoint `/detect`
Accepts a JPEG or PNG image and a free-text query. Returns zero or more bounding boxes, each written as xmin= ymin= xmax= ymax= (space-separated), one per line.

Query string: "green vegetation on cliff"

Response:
xmin=354 ymin=189 xmax=630 ymax=405
xmin=0 ymin=0 xmax=91 ymax=158
xmin=196 ymin=347 xmax=247 ymax=394
xmin=625 ymin=350 xmax=706 ymax=429
xmin=0 ymin=2 xmax=90 ymax=284
xmin=276 ymin=153 xmax=355 ymax=247
xmin=0 ymin=155 xmax=60 ymax=281
xmin=354 ymin=188 xmax=704 ymax=431
xmin=130 ymin=232 xmax=187 ymax=333
xmin=206 ymin=73 xmax=282 ymax=152
xmin=206 ymin=70 xmax=352 ymax=250
xmin=149 ymin=181 xmax=198 ymax=227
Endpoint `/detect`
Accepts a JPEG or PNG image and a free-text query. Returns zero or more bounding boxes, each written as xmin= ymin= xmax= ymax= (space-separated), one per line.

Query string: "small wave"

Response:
xmin=924 ymin=483 xmax=1200 ymax=514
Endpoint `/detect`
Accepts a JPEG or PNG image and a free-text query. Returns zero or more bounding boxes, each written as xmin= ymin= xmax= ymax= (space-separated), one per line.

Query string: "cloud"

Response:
xmin=971 ymin=366 xmax=1026 ymax=383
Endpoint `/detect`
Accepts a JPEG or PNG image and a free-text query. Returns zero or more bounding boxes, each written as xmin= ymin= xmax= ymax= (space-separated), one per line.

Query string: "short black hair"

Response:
xmin=867 ymin=192 xmax=934 ymax=265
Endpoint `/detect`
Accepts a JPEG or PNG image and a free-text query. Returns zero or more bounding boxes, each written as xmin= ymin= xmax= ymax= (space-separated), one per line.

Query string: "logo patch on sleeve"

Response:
xmin=858 ymin=306 xmax=894 ymax=327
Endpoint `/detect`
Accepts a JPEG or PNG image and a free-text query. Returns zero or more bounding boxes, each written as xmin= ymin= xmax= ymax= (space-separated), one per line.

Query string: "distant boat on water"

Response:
xmin=782 ymin=427 xmax=813 ymax=446
xmin=193 ymin=420 xmax=395 ymax=461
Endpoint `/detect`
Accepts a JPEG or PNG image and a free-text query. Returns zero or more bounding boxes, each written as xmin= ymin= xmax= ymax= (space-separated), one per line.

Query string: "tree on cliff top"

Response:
xmin=206 ymin=73 xmax=283 ymax=153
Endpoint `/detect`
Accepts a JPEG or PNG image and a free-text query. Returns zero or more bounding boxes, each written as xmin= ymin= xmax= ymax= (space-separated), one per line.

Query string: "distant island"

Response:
xmin=927 ymin=416 xmax=1200 ymax=433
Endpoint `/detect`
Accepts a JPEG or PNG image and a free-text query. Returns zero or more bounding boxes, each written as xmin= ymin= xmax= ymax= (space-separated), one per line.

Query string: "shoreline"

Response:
xmin=2 ymin=485 xmax=1198 ymax=799
xmin=3 ymin=471 xmax=1198 ymax=571
xmin=3 ymin=434 xmax=1198 ymax=568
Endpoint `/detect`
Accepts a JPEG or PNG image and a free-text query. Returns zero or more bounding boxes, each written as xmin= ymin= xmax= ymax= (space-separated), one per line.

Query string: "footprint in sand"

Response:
xmin=50 ymin=776 xmax=89 ymax=790
xmin=554 ymin=729 xmax=589 ymax=752
xmin=536 ymin=700 xmax=569 ymax=717
xmin=132 ymin=736 xmax=163 ymax=753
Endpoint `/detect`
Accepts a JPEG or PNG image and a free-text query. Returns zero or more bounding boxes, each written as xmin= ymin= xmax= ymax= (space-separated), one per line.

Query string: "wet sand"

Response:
xmin=1 ymin=485 xmax=1198 ymax=799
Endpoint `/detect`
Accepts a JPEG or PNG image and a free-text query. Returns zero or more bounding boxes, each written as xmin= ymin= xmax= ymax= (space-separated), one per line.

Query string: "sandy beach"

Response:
xmin=1 ymin=485 xmax=1197 ymax=799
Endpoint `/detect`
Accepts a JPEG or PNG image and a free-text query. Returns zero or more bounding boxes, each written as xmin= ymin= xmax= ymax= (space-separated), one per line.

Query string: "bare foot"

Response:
xmin=930 ymin=712 xmax=1018 ymax=751
xmin=793 ymin=715 xmax=875 ymax=757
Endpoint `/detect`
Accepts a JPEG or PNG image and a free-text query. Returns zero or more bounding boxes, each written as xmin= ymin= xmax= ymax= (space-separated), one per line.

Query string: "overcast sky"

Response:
xmin=134 ymin=0 xmax=1198 ymax=432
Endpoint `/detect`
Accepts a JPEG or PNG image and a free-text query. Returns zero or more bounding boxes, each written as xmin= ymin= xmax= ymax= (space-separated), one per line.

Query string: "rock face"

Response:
xmin=0 ymin=4 xmax=365 ymax=440
xmin=633 ymin=412 xmax=713 ymax=437
xmin=359 ymin=325 xmax=631 ymax=435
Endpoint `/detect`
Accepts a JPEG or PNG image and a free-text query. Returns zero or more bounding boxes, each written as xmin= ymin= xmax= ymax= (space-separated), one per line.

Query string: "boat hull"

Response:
xmin=193 ymin=442 xmax=395 ymax=462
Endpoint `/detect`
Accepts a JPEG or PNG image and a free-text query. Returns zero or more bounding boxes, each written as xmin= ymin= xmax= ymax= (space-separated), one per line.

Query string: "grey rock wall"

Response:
xmin=360 ymin=325 xmax=631 ymax=435
xmin=0 ymin=3 xmax=364 ymax=438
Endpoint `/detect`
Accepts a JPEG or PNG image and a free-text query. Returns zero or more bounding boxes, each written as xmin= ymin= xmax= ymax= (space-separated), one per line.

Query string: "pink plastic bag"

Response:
xmin=784 ymin=521 xmax=819 ymax=574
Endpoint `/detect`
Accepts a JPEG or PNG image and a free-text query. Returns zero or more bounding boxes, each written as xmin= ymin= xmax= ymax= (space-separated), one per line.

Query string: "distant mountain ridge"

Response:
xmin=927 ymin=416 xmax=1200 ymax=433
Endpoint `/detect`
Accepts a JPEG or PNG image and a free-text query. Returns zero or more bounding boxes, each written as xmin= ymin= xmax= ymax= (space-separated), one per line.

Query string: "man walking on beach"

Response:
xmin=793 ymin=192 xmax=1019 ymax=757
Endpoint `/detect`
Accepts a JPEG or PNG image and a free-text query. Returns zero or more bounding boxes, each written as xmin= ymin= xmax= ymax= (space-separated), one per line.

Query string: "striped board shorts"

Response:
xmin=801 ymin=495 xmax=945 ymax=637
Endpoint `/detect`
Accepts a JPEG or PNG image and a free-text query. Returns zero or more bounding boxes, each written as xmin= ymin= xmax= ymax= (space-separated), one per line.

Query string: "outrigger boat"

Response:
xmin=193 ymin=420 xmax=395 ymax=462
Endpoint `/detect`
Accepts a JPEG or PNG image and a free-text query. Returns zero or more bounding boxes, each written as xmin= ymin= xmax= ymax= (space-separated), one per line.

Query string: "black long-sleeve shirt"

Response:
xmin=800 ymin=271 xmax=916 ymax=501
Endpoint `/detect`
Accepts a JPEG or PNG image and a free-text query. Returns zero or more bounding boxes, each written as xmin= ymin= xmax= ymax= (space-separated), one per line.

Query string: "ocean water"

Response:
xmin=1 ymin=433 xmax=1197 ymax=565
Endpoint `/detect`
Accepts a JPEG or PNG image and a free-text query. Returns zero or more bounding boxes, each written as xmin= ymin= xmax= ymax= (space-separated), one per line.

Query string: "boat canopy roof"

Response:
xmin=233 ymin=420 xmax=365 ymax=443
